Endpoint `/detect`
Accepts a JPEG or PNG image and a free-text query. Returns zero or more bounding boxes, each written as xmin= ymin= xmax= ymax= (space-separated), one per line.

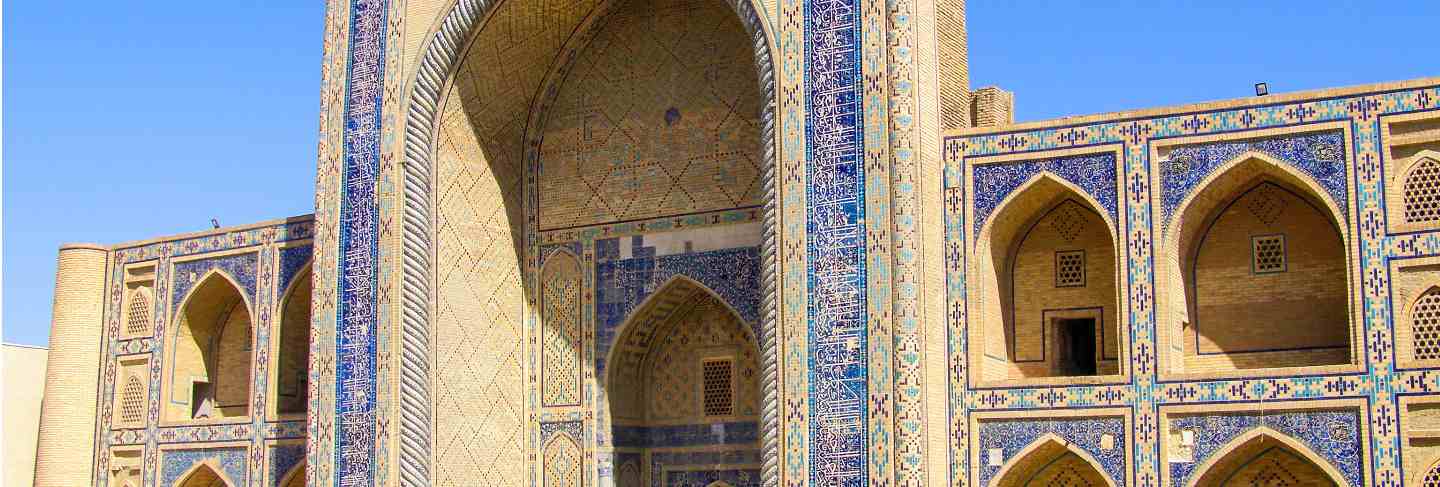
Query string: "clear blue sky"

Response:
xmin=4 ymin=2 xmax=1437 ymax=346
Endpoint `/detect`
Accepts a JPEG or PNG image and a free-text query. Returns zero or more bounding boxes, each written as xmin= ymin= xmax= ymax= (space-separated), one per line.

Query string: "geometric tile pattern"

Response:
xmin=158 ymin=447 xmax=248 ymax=487
xmin=541 ymin=251 xmax=583 ymax=406
xmin=1159 ymin=131 xmax=1347 ymax=233
xmin=972 ymin=153 xmax=1119 ymax=237
xmin=536 ymin=0 xmax=761 ymax=231
xmin=1251 ymin=234 xmax=1287 ymax=274
xmin=543 ymin=433 xmax=582 ymax=487
xmin=170 ymin=252 xmax=259 ymax=315
xmin=1168 ymin=411 xmax=1361 ymax=487
xmin=268 ymin=444 xmax=305 ymax=487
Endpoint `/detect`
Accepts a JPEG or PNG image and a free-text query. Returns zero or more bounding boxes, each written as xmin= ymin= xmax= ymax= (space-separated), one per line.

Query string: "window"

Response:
xmin=119 ymin=376 xmax=145 ymax=425
xmin=1422 ymin=458 xmax=1440 ymax=487
xmin=1251 ymin=234 xmax=1287 ymax=274
xmin=1406 ymin=157 xmax=1440 ymax=224
xmin=123 ymin=286 xmax=152 ymax=338
xmin=1414 ymin=289 xmax=1440 ymax=361
xmin=1056 ymin=250 xmax=1086 ymax=287
xmin=701 ymin=358 xmax=734 ymax=417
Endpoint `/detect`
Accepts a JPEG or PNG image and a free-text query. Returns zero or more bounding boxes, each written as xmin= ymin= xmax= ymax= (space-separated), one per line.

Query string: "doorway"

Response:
xmin=1057 ymin=318 xmax=1097 ymax=376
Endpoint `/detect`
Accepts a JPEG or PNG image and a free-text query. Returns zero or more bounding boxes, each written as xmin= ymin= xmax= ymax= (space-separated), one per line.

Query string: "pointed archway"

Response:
xmin=1161 ymin=153 xmax=1353 ymax=374
xmin=604 ymin=276 xmax=761 ymax=486
xmin=174 ymin=463 xmax=232 ymax=487
xmin=991 ymin=434 xmax=1116 ymax=487
xmin=1187 ymin=429 xmax=1345 ymax=487
xmin=166 ymin=270 xmax=253 ymax=422
xmin=972 ymin=173 xmax=1123 ymax=382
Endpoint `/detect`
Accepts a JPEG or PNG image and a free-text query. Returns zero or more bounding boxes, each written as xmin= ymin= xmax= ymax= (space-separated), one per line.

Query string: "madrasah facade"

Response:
xmin=27 ymin=0 xmax=1440 ymax=486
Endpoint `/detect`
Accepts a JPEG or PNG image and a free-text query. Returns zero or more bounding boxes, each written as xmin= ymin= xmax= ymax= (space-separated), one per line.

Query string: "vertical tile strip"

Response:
xmin=335 ymin=0 xmax=388 ymax=486
xmin=805 ymin=0 xmax=868 ymax=484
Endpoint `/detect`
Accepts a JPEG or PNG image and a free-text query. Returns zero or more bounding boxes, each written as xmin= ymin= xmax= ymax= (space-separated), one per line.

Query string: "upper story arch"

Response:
xmin=164 ymin=269 xmax=254 ymax=424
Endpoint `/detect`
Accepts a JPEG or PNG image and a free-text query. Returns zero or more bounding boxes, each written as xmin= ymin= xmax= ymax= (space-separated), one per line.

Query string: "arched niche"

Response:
xmin=603 ymin=276 xmax=760 ymax=483
xmin=174 ymin=463 xmax=233 ymax=487
xmin=271 ymin=263 xmax=312 ymax=417
xmin=278 ymin=460 xmax=306 ymax=487
xmin=991 ymin=434 xmax=1116 ymax=487
xmin=402 ymin=0 xmax=779 ymax=483
xmin=1187 ymin=429 xmax=1345 ymax=487
xmin=166 ymin=270 xmax=253 ymax=423
xmin=972 ymin=173 xmax=1123 ymax=383
xmin=1160 ymin=153 xmax=1354 ymax=374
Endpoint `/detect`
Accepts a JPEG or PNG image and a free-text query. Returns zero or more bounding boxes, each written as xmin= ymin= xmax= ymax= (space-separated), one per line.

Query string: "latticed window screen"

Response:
xmin=702 ymin=359 xmax=734 ymax=417
xmin=1056 ymin=251 xmax=1085 ymax=287
xmin=1421 ymin=459 xmax=1440 ymax=487
xmin=1405 ymin=158 xmax=1440 ymax=224
xmin=1251 ymin=235 xmax=1287 ymax=274
xmin=120 ymin=376 xmax=145 ymax=425
xmin=1413 ymin=289 xmax=1440 ymax=361
xmin=124 ymin=286 xmax=152 ymax=337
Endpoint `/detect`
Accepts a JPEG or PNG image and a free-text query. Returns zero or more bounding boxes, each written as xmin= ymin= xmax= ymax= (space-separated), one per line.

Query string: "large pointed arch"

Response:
xmin=971 ymin=172 xmax=1123 ymax=382
xmin=1185 ymin=427 xmax=1347 ymax=487
xmin=1159 ymin=151 xmax=1356 ymax=374
xmin=395 ymin=0 xmax=781 ymax=483
xmin=165 ymin=269 xmax=254 ymax=423
xmin=990 ymin=434 xmax=1117 ymax=487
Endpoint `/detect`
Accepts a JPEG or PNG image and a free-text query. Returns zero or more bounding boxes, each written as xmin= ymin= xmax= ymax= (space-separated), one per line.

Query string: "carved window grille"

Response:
xmin=124 ymin=286 xmax=152 ymax=337
xmin=702 ymin=358 xmax=734 ymax=417
xmin=1422 ymin=459 xmax=1440 ymax=487
xmin=1251 ymin=235 xmax=1287 ymax=274
xmin=1414 ymin=289 xmax=1440 ymax=361
xmin=1056 ymin=250 xmax=1086 ymax=287
xmin=120 ymin=376 xmax=145 ymax=425
xmin=1405 ymin=157 xmax=1440 ymax=224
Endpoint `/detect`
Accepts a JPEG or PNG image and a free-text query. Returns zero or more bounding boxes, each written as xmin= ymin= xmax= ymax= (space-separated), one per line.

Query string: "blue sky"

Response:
xmin=4 ymin=2 xmax=1437 ymax=346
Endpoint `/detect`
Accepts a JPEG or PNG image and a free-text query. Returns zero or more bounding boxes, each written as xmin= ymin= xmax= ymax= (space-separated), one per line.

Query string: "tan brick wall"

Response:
xmin=1006 ymin=200 xmax=1119 ymax=378
xmin=971 ymin=86 xmax=1014 ymax=128
xmin=1195 ymin=446 xmax=1335 ymax=487
xmin=35 ymin=244 xmax=108 ymax=487
xmin=937 ymin=0 xmax=969 ymax=130
xmin=1185 ymin=182 xmax=1349 ymax=370
xmin=107 ymin=448 xmax=142 ymax=487
xmin=644 ymin=294 xmax=759 ymax=424
xmin=4 ymin=344 xmax=48 ymax=487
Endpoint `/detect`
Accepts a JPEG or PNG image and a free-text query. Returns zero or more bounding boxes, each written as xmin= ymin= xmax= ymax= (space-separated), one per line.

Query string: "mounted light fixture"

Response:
xmin=1255 ymin=82 xmax=1269 ymax=96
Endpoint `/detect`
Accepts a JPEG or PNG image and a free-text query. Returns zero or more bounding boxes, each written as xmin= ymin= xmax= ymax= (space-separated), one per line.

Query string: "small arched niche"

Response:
xmin=1188 ymin=430 xmax=1344 ymax=487
xmin=991 ymin=435 xmax=1115 ymax=487
xmin=1162 ymin=155 xmax=1353 ymax=374
xmin=175 ymin=463 xmax=232 ymax=487
xmin=272 ymin=264 xmax=312 ymax=417
xmin=604 ymin=277 xmax=760 ymax=485
xmin=166 ymin=271 xmax=252 ymax=422
xmin=973 ymin=174 xmax=1122 ymax=383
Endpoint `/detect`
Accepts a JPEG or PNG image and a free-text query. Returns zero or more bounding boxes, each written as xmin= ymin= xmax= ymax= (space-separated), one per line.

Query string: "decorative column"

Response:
xmin=34 ymin=243 xmax=109 ymax=487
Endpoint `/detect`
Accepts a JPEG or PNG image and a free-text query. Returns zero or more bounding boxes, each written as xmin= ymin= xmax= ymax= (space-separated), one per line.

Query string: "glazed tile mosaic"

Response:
xmin=975 ymin=416 xmax=1127 ymax=487
xmin=1167 ymin=410 xmax=1362 ymax=487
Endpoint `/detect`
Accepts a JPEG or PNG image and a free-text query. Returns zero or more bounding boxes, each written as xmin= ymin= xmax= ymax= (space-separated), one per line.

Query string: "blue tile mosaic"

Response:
xmin=803 ymin=0 xmax=868 ymax=481
xmin=976 ymin=416 xmax=1127 ymax=487
xmin=971 ymin=152 xmax=1119 ymax=237
xmin=1159 ymin=130 xmax=1346 ymax=233
xmin=1168 ymin=410 xmax=1361 ymax=487
xmin=541 ymin=420 xmax=583 ymax=446
xmin=611 ymin=421 xmax=760 ymax=448
xmin=268 ymin=443 xmax=305 ymax=486
xmin=159 ymin=447 xmax=248 ymax=486
xmin=277 ymin=245 xmax=313 ymax=296
xmin=662 ymin=467 xmax=761 ymax=487
xmin=651 ymin=449 xmax=762 ymax=487
xmin=170 ymin=252 xmax=260 ymax=314
xmin=594 ymin=245 xmax=760 ymax=376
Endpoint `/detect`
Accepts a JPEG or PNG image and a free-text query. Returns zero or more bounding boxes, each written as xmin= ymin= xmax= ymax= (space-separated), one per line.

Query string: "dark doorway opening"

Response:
xmin=1058 ymin=318 xmax=1097 ymax=376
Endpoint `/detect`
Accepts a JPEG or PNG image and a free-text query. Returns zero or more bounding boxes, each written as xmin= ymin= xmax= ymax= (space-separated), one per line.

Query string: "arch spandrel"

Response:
xmin=1186 ymin=428 xmax=1347 ymax=487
